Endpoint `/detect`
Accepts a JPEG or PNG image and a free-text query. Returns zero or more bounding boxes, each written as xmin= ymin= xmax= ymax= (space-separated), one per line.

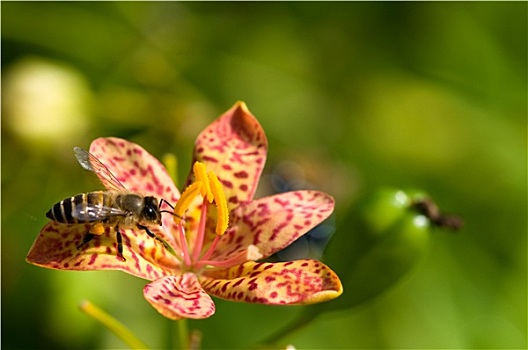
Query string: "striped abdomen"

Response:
xmin=46 ymin=191 xmax=115 ymax=224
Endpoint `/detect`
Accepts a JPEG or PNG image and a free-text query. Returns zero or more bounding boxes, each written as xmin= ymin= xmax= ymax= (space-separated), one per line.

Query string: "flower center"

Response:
xmin=172 ymin=162 xmax=230 ymax=271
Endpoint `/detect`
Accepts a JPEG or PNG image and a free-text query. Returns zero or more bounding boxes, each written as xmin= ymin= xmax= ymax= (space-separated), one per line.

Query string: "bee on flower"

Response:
xmin=27 ymin=102 xmax=343 ymax=320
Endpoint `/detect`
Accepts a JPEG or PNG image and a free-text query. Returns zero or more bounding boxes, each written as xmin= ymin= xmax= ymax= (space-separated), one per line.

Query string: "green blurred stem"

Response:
xmin=177 ymin=319 xmax=189 ymax=350
xmin=79 ymin=300 xmax=149 ymax=350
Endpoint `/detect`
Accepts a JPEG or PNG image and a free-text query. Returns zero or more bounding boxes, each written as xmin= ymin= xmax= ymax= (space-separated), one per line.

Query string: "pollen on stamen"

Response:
xmin=173 ymin=181 xmax=202 ymax=224
xmin=193 ymin=162 xmax=213 ymax=202
xmin=208 ymin=170 xmax=229 ymax=235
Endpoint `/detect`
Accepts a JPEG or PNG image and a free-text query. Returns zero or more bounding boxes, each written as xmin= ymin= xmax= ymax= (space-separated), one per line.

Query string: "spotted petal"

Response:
xmin=209 ymin=191 xmax=334 ymax=263
xmin=88 ymin=137 xmax=181 ymax=249
xmin=143 ymin=274 xmax=215 ymax=320
xmin=200 ymin=260 xmax=343 ymax=305
xmin=188 ymin=102 xmax=268 ymax=208
xmin=26 ymin=221 xmax=179 ymax=281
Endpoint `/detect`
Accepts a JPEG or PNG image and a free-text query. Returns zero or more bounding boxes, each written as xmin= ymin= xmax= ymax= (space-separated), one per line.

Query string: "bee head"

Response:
xmin=143 ymin=196 xmax=162 ymax=225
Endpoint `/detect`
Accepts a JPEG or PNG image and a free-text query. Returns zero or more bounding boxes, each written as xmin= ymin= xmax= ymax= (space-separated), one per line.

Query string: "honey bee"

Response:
xmin=46 ymin=147 xmax=174 ymax=261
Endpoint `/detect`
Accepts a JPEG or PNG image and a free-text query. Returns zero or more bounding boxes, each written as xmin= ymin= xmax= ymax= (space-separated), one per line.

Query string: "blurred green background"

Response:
xmin=2 ymin=2 xmax=526 ymax=349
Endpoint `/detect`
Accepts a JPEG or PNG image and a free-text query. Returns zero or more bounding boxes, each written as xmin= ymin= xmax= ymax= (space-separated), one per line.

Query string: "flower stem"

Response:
xmin=177 ymin=319 xmax=189 ymax=350
xmin=79 ymin=300 xmax=149 ymax=350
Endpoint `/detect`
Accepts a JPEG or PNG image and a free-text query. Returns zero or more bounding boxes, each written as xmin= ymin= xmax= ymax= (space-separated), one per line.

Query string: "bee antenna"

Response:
xmin=160 ymin=210 xmax=183 ymax=220
xmin=159 ymin=198 xmax=184 ymax=220
xmin=159 ymin=198 xmax=175 ymax=210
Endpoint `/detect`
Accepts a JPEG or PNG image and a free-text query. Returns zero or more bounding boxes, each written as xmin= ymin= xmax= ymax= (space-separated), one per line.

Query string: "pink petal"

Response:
xmin=210 ymin=191 xmax=334 ymax=262
xmin=89 ymin=137 xmax=179 ymax=200
xmin=187 ymin=102 xmax=268 ymax=208
xmin=26 ymin=221 xmax=180 ymax=281
xmin=143 ymin=274 xmax=215 ymax=320
xmin=200 ymin=260 xmax=343 ymax=305
xmin=88 ymin=137 xmax=181 ymax=248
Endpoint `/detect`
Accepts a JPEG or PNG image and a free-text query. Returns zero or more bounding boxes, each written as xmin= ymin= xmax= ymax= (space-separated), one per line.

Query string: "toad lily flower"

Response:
xmin=27 ymin=102 xmax=343 ymax=320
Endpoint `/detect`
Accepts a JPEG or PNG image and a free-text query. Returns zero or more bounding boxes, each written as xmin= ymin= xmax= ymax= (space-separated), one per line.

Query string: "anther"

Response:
xmin=173 ymin=181 xmax=202 ymax=224
xmin=193 ymin=162 xmax=213 ymax=202
xmin=208 ymin=171 xmax=229 ymax=235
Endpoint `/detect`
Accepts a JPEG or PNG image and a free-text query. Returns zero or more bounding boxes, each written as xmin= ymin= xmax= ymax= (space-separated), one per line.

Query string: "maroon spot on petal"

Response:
xmin=202 ymin=155 xmax=218 ymax=163
xmin=112 ymin=156 xmax=126 ymax=163
xmin=221 ymin=282 xmax=231 ymax=293
xmin=234 ymin=171 xmax=249 ymax=179
xmin=265 ymin=276 xmax=276 ymax=283
xmin=220 ymin=179 xmax=233 ymax=189
xmin=222 ymin=164 xmax=232 ymax=171
xmin=270 ymin=221 xmax=288 ymax=241
xmin=88 ymin=253 xmax=98 ymax=265
xmin=270 ymin=291 xmax=278 ymax=298
xmin=273 ymin=197 xmax=290 ymax=207
xmin=248 ymin=278 xmax=258 ymax=291
xmin=249 ymin=271 xmax=261 ymax=278
xmin=239 ymin=184 xmax=248 ymax=191
xmin=232 ymin=278 xmax=244 ymax=288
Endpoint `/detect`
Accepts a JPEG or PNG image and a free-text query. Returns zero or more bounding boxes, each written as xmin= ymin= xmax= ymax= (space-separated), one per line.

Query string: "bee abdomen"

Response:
xmin=46 ymin=192 xmax=107 ymax=223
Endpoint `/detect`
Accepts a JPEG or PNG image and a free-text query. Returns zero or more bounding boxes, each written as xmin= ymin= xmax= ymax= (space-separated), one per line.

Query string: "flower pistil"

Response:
xmin=172 ymin=162 xmax=239 ymax=271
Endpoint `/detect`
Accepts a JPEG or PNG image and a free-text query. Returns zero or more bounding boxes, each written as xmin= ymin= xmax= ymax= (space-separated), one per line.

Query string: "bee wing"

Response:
xmin=72 ymin=203 xmax=128 ymax=222
xmin=74 ymin=147 xmax=127 ymax=192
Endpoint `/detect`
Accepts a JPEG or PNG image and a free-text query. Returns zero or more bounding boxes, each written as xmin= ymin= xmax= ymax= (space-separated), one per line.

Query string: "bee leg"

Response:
xmin=77 ymin=233 xmax=95 ymax=250
xmin=115 ymin=225 xmax=126 ymax=262
xmin=78 ymin=222 xmax=106 ymax=250
xmin=137 ymin=224 xmax=170 ymax=250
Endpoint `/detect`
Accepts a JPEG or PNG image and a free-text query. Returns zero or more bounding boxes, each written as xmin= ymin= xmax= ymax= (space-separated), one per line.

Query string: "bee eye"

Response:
xmin=143 ymin=197 xmax=160 ymax=221
xmin=144 ymin=206 xmax=158 ymax=220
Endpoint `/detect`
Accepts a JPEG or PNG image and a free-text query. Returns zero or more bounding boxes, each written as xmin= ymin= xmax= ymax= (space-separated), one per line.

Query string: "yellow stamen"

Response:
xmin=173 ymin=181 xmax=202 ymax=224
xmin=208 ymin=171 xmax=229 ymax=235
xmin=193 ymin=162 xmax=213 ymax=203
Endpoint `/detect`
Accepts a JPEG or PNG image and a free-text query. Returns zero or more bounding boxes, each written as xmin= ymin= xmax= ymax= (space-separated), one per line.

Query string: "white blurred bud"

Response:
xmin=3 ymin=57 xmax=92 ymax=147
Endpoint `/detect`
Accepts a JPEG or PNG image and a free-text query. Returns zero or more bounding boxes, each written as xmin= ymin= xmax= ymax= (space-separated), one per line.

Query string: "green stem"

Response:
xmin=79 ymin=300 xmax=149 ymax=350
xmin=177 ymin=319 xmax=189 ymax=350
